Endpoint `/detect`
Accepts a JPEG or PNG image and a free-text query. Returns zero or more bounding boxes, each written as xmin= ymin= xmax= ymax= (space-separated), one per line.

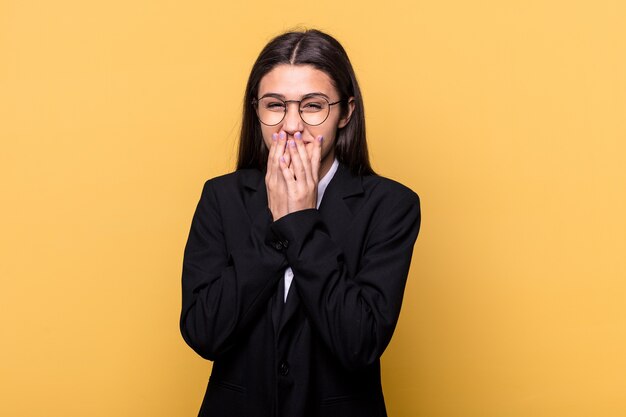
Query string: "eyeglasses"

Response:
xmin=253 ymin=95 xmax=342 ymax=126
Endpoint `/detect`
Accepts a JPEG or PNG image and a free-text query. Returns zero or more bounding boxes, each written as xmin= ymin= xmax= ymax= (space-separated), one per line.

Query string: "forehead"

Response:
xmin=258 ymin=64 xmax=337 ymax=98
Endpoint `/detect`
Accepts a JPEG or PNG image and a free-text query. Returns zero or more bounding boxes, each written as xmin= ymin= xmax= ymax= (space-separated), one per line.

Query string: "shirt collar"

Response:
xmin=316 ymin=158 xmax=339 ymax=209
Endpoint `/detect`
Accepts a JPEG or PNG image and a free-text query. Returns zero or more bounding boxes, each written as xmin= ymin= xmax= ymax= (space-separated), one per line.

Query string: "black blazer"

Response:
xmin=180 ymin=163 xmax=420 ymax=417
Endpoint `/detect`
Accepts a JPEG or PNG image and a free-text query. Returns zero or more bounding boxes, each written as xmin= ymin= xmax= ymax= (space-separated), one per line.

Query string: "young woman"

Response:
xmin=180 ymin=29 xmax=421 ymax=417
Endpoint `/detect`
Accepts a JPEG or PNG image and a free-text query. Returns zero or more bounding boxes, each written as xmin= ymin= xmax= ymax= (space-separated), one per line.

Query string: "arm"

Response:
xmin=271 ymin=191 xmax=421 ymax=370
xmin=180 ymin=179 xmax=287 ymax=360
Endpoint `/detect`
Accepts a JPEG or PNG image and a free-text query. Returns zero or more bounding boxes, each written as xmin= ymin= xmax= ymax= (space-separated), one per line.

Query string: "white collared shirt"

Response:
xmin=283 ymin=158 xmax=339 ymax=302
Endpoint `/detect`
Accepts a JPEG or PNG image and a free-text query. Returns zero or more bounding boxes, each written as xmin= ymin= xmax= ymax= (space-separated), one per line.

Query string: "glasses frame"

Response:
xmin=252 ymin=95 xmax=343 ymax=127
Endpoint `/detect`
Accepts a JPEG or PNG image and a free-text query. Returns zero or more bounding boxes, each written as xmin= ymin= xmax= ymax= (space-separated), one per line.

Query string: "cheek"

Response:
xmin=305 ymin=124 xmax=337 ymax=142
xmin=321 ymin=137 xmax=335 ymax=158
xmin=260 ymin=127 xmax=273 ymax=149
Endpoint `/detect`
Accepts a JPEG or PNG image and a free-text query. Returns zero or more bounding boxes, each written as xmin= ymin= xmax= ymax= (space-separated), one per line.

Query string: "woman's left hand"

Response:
xmin=279 ymin=131 xmax=323 ymax=214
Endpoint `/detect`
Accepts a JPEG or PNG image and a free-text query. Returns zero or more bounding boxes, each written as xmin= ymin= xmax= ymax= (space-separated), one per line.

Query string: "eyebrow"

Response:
xmin=258 ymin=92 xmax=331 ymax=100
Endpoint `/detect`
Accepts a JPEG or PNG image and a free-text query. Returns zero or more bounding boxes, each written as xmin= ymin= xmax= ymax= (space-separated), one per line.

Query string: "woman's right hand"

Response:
xmin=266 ymin=131 xmax=290 ymax=220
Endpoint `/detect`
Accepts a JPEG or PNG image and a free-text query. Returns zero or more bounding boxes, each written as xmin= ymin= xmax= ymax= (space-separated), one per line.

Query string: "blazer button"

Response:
xmin=272 ymin=240 xmax=288 ymax=251
xmin=278 ymin=360 xmax=289 ymax=376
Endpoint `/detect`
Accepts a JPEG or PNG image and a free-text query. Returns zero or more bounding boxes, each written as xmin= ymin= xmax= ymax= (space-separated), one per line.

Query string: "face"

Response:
xmin=256 ymin=64 xmax=354 ymax=178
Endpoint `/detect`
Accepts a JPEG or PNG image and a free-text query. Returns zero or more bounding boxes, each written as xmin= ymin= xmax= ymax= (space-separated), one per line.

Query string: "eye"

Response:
xmin=260 ymin=98 xmax=286 ymax=111
xmin=300 ymin=98 xmax=327 ymax=112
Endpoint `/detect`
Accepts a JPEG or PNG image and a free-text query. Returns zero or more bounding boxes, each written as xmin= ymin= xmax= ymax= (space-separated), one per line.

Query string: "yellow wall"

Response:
xmin=1 ymin=0 xmax=625 ymax=416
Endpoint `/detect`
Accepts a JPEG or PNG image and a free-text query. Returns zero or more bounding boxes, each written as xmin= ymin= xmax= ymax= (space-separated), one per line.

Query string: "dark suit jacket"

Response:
xmin=180 ymin=164 xmax=420 ymax=417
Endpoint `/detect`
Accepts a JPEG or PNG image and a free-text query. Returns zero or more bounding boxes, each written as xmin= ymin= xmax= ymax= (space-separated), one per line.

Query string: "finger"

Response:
xmin=279 ymin=155 xmax=296 ymax=189
xmin=268 ymin=132 xmax=278 ymax=165
xmin=311 ymin=135 xmax=323 ymax=184
xmin=266 ymin=132 xmax=278 ymax=183
xmin=282 ymin=150 xmax=291 ymax=168
xmin=265 ymin=133 xmax=279 ymax=210
xmin=293 ymin=131 xmax=313 ymax=184
xmin=280 ymin=132 xmax=291 ymax=168
xmin=276 ymin=131 xmax=287 ymax=160
xmin=288 ymin=139 xmax=306 ymax=183
xmin=273 ymin=131 xmax=287 ymax=182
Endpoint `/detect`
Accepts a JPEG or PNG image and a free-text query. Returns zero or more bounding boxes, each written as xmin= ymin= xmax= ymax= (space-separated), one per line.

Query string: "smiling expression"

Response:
xmin=257 ymin=64 xmax=354 ymax=179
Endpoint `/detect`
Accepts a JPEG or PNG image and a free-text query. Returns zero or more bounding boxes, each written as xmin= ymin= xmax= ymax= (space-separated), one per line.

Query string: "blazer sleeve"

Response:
xmin=180 ymin=179 xmax=287 ymax=360
xmin=270 ymin=190 xmax=420 ymax=370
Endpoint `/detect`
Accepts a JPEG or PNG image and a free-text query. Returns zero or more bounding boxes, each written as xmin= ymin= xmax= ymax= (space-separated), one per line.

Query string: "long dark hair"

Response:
xmin=236 ymin=29 xmax=374 ymax=176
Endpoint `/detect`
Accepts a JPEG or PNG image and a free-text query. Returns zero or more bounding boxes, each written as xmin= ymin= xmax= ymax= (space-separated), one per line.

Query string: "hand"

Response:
xmin=265 ymin=131 xmax=290 ymax=220
xmin=279 ymin=131 xmax=323 ymax=214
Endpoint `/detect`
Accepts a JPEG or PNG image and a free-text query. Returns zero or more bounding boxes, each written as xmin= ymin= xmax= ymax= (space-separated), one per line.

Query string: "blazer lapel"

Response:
xmin=277 ymin=163 xmax=365 ymax=335
xmin=317 ymin=163 xmax=365 ymax=241
xmin=241 ymin=169 xmax=268 ymax=223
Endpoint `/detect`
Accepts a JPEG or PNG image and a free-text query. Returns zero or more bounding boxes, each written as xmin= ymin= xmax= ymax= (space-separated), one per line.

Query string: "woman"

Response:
xmin=180 ymin=29 xmax=421 ymax=417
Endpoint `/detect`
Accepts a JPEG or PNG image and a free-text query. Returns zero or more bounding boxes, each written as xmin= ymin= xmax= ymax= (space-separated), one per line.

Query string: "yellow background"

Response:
xmin=1 ymin=0 xmax=625 ymax=415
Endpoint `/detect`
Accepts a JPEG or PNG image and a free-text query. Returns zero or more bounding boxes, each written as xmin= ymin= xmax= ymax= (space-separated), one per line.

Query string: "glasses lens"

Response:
xmin=256 ymin=97 xmax=286 ymax=126
xmin=255 ymin=96 xmax=332 ymax=126
xmin=300 ymin=96 xmax=330 ymax=126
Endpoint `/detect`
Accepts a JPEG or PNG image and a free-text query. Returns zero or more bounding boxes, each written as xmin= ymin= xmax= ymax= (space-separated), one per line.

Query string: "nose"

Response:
xmin=281 ymin=101 xmax=304 ymax=137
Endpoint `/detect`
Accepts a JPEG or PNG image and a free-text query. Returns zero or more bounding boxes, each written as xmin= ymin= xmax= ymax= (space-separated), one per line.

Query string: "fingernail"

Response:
xmin=289 ymin=140 xmax=296 ymax=147
xmin=280 ymin=156 xmax=285 ymax=162
xmin=272 ymin=133 xmax=278 ymax=141
xmin=279 ymin=132 xmax=286 ymax=139
xmin=295 ymin=132 xmax=302 ymax=140
xmin=318 ymin=136 xmax=324 ymax=142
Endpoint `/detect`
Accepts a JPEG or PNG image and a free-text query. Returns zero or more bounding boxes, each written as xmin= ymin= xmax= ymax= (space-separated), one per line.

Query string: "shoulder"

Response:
xmin=361 ymin=174 xmax=420 ymax=208
xmin=328 ymin=164 xmax=419 ymax=216
xmin=201 ymin=168 xmax=263 ymax=193
xmin=358 ymin=174 xmax=421 ymax=237
xmin=335 ymin=172 xmax=421 ymax=243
